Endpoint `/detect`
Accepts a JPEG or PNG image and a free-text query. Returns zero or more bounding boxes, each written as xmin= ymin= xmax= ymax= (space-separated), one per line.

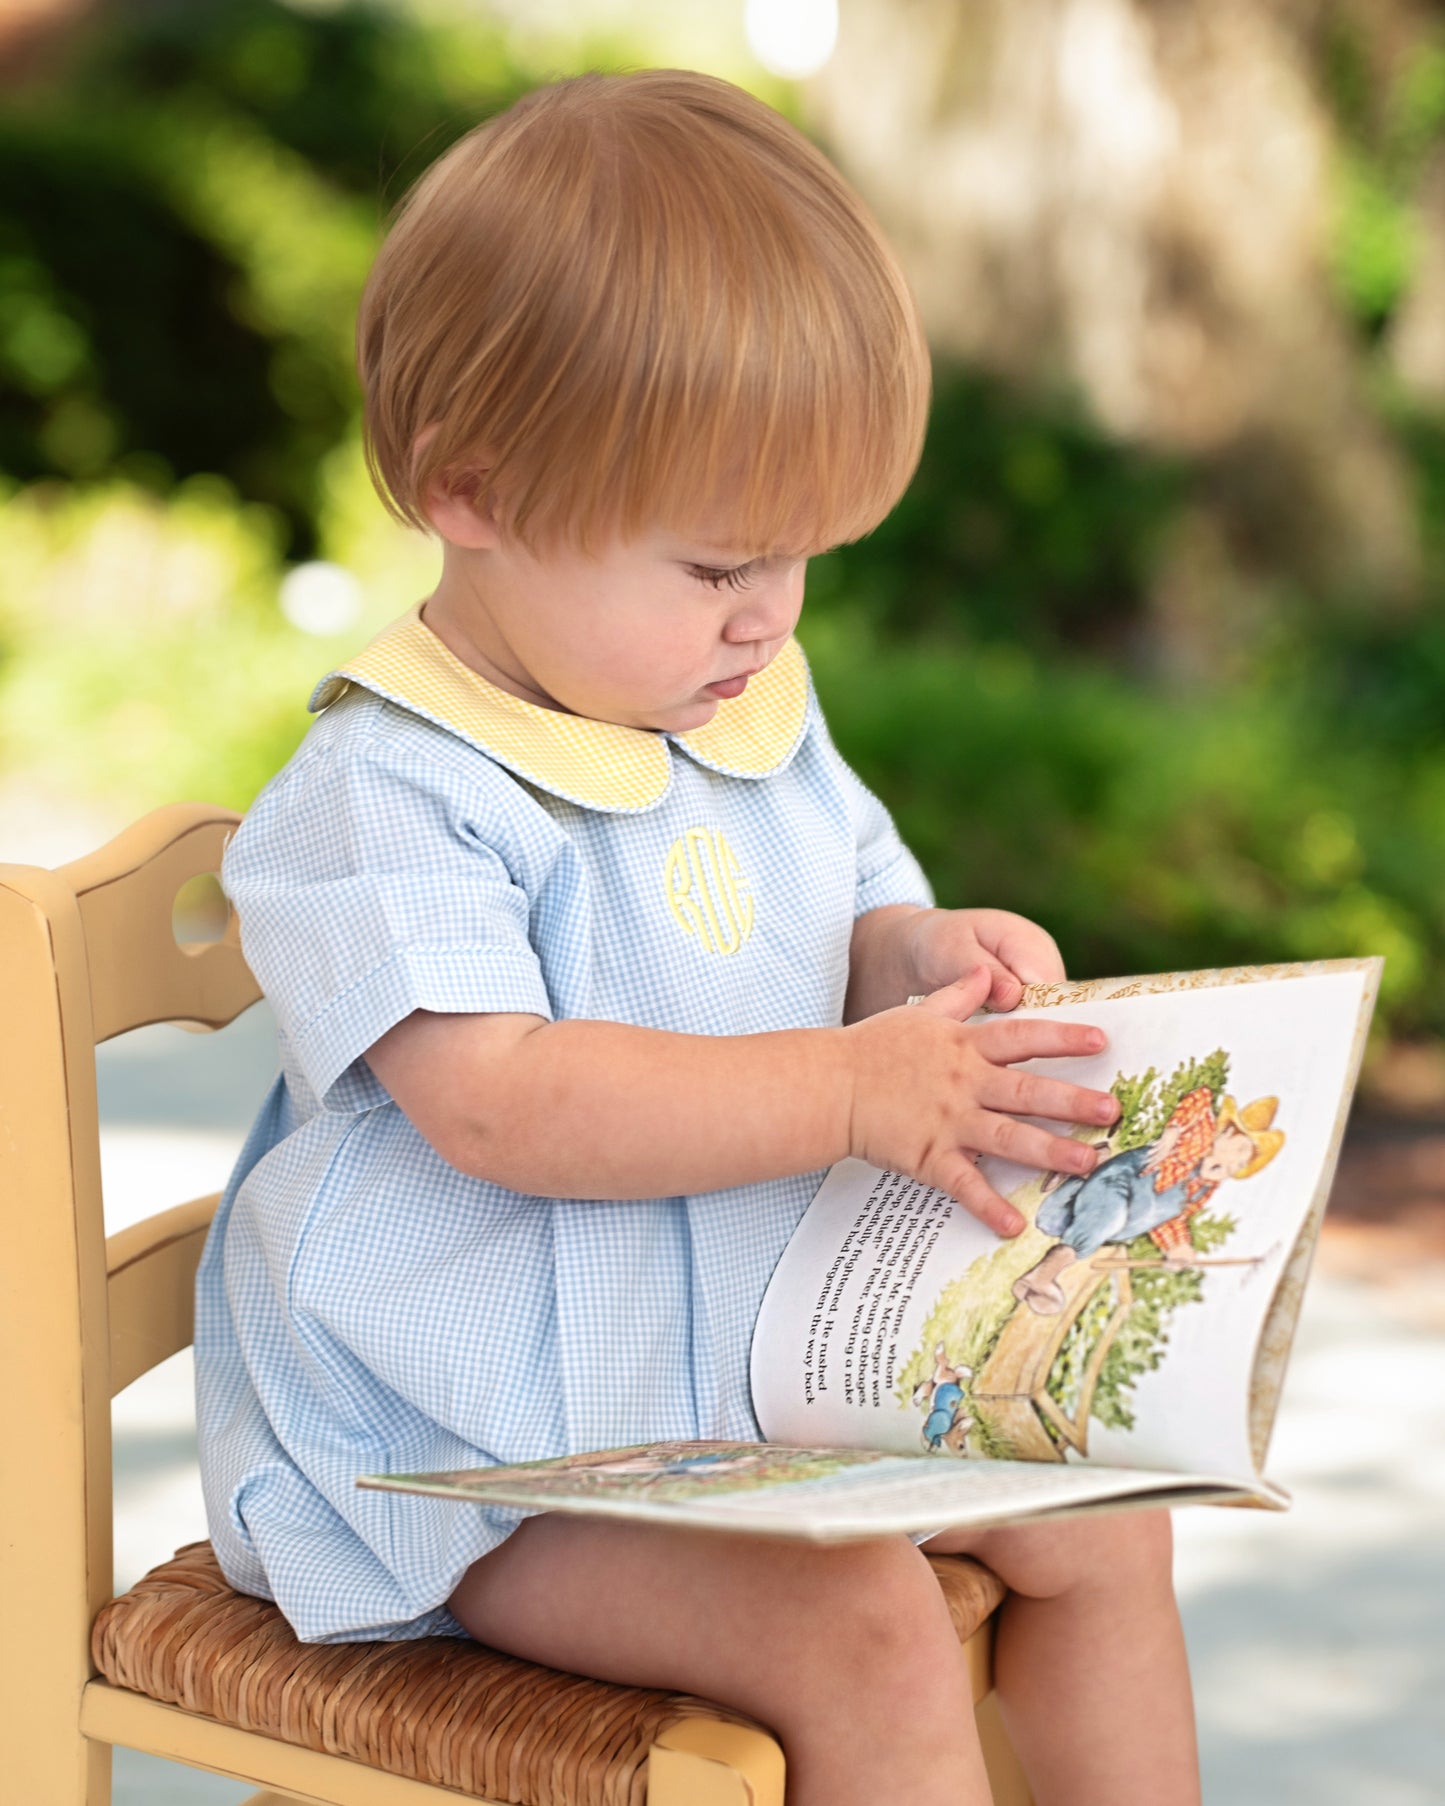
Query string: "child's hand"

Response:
xmin=905 ymin=907 xmax=1065 ymax=1012
xmin=844 ymin=965 xmax=1119 ymax=1236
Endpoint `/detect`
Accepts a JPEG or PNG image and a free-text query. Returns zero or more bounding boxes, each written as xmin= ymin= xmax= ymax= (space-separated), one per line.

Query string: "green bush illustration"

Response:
xmin=898 ymin=1053 xmax=1248 ymax=1454
xmin=1044 ymin=1210 xmax=1238 ymax=1433
xmin=1112 ymin=1050 xmax=1231 ymax=1152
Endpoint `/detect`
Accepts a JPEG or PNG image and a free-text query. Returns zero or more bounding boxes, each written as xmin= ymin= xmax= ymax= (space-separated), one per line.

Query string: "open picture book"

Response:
xmin=359 ymin=958 xmax=1380 ymax=1539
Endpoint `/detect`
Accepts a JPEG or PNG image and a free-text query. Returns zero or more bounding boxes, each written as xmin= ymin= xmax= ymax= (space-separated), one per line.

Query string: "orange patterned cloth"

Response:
xmin=1147 ymin=1087 xmax=1219 ymax=1255
xmin=1149 ymin=1203 xmax=1209 ymax=1256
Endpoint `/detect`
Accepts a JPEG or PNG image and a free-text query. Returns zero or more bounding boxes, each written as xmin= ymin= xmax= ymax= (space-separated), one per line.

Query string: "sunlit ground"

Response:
xmin=1172 ymin=1273 xmax=1445 ymax=1804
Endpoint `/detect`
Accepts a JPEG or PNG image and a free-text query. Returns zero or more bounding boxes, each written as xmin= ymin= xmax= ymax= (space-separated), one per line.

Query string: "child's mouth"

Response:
xmin=705 ymin=673 xmax=751 ymax=699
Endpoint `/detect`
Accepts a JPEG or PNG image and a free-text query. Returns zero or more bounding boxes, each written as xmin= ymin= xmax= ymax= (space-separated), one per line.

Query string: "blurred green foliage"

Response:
xmin=805 ymin=613 xmax=1443 ymax=1033
xmin=809 ymin=371 xmax=1183 ymax=658
xmin=0 ymin=0 xmax=539 ymax=550
xmin=1323 ymin=14 xmax=1445 ymax=338
xmin=2 ymin=0 xmax=1445 ymax=1055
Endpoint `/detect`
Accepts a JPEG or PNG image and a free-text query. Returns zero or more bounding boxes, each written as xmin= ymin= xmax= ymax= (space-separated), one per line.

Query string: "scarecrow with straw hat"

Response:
xmin=1012 ymin=1087 xmax=1286 ymax=1315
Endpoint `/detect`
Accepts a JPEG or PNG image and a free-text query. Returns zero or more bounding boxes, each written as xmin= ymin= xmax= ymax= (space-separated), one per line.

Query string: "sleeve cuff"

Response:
xmin=855 ymin=845 xmax=935 ymax=918
xmin=292 ymin=946 xmax=554 ymax=1110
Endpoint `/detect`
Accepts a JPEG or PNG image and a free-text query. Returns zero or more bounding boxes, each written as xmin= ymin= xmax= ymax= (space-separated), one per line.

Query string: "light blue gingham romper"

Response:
xmin=195 ymin=607 xmax=932 ymax=1643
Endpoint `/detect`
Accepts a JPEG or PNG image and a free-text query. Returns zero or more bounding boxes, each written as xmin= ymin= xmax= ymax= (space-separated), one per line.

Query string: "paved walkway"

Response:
xmin=90 ymin=1006 xmax=1445 ymax=1804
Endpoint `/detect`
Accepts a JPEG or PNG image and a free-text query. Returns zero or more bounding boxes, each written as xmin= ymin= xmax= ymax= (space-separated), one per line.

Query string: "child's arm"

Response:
xmin=363 ymin=966 xmax=1118 ymax=1237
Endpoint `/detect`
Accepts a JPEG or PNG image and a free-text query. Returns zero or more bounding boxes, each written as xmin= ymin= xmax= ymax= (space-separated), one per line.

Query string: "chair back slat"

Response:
xmin=60 ymin=804 xmax=260 ymax=1044
xmin=107 ymin=1195 xmax=219 ymax=1397
xmin=0 ymin=799 xmax=260 ymax=1765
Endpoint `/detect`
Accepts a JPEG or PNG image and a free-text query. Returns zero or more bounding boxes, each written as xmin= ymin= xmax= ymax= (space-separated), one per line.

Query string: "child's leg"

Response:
xmin=928 ymin=1509 xmax=1200 ymax=1806
xmin=449 ymin=1517 xmax=993 ymax=1806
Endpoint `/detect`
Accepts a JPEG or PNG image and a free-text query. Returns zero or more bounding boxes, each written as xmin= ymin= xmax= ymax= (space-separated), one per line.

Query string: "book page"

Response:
xmin=359 ymin=1439 xmax=1286 ymax=1541
xmin=751 ymin=960 xmax=1378 ymax=1485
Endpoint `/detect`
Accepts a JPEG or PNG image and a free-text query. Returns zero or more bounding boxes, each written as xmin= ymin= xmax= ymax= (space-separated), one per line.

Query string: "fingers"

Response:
xmin=978 ymin=1067 xmax=1120 ymax=1130
xmin=966 ymin=908 xmax=1066 ymax=987
xmin=1006 ymin=935 xmax=1065 ymax=986
xmin=964 ymin=1112 xmax=1101 ymax=1177
xmin=879 ymin=983 xmax=1115 ymax=1237
xmin=925 ymin=1107 xmax=1104 ymax=1238
xmin=982 ymin=960 xmax=1023 ymax=1013
xmin=916 ymin=966 xmax=994 ymax=1021
xmin=927 ymin=1151 xmax=1025 ymax=1237
xmin=973 ymin=1016 xmax=1107 ymax=1062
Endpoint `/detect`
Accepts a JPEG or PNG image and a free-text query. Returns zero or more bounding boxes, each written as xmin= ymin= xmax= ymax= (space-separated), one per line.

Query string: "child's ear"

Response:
xmin=413 ymin=423 xmax=502 ymax=549
xmin=423 ymin=464 xmax=503 ymax=550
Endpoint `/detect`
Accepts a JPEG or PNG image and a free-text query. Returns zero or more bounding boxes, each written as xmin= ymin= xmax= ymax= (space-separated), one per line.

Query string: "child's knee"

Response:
xmin=775 ymin=1539 xmax=972 ymax=1710
xmin=1070 ymin=1506 xmax=1174 ymax=1590
xmin=974 ymin=1508 xmax=1175 ymax=1602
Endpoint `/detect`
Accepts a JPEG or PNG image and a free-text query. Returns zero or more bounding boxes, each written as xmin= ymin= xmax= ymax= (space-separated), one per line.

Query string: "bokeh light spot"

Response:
xmin=744 ymin=0 xmax=838 ymax=80
xmin=279 ymin=560 xmax=362 ymax=636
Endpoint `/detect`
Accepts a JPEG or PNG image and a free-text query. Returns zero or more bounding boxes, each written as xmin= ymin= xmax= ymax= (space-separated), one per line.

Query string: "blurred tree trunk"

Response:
xmin=811 ymin=0 xmax=1438 ymax=675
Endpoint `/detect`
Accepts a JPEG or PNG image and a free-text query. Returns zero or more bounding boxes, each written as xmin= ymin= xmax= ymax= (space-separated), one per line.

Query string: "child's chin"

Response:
xmin=656 ymin=696 xmax=721 ymax=732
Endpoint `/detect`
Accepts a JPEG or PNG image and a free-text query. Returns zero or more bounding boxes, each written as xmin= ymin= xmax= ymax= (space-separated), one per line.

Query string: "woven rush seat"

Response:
xmin=93 ymin=1539 xmax=1007 ymax=1805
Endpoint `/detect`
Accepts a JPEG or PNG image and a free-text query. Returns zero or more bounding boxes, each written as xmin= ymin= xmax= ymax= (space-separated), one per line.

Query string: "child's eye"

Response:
xmin=686 ymin=562 xmax=758 ymax=592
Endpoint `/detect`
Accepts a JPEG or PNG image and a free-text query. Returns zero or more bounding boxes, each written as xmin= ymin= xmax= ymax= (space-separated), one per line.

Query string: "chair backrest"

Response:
xmin=0 ymin=803 xmax=260 ymax=1762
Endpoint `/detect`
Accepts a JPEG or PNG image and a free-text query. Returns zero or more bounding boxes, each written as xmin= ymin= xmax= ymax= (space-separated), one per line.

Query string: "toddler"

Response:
xmin=196 ymin=69 xmax=1200 ymax=1806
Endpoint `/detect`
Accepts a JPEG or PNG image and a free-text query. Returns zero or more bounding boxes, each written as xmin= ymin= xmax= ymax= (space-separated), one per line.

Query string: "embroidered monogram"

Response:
xmin=665 ymin=828 xmax=754 ymax=954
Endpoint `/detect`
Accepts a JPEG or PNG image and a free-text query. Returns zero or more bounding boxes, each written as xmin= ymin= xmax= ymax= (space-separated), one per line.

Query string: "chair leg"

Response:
xmin=68 ymin=1736 xmax=111 ymax=1805
xmin=977 ymin=1690 xmax=1034 ymax=1806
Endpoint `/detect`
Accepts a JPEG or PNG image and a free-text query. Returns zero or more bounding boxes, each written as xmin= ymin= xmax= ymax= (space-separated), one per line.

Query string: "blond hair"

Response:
xmin=358 ymin=69 xmax=930 ymax=553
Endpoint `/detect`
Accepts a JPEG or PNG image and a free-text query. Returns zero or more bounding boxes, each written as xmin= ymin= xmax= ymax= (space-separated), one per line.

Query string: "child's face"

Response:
xmin=429 ymin=514 xmax=807 ymax=733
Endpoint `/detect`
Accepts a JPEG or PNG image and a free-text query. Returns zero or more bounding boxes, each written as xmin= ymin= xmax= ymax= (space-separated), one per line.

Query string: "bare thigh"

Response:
xmin=448 ymin=1513 xmax=994 ymax=1806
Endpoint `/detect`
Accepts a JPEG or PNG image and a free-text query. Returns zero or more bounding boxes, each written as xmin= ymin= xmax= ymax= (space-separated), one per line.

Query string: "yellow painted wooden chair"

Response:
xmin=0 ymin=801 xmax=1034 ymax=1806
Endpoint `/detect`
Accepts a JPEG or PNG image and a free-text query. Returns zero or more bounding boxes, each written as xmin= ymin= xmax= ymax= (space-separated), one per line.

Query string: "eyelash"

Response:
xmin=687 ymin=563 xmax=758 ymax=592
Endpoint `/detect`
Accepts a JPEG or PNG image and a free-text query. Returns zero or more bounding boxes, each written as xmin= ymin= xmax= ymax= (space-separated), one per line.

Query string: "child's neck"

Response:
xmin=421 ymin=565 xmax=566 ymax=715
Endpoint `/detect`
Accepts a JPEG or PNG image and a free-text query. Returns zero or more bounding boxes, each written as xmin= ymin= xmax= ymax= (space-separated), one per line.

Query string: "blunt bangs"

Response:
xmin=359 ymin=70 xmax=931 ymax=555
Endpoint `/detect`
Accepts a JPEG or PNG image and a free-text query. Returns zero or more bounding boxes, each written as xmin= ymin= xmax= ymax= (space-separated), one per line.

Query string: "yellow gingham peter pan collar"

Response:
xmin=308 ymin=605 xmax=811 ymax=813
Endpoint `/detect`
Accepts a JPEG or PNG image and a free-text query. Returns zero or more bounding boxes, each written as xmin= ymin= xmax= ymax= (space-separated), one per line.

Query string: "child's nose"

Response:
xmin=724 ymin=565 xmax=803 ymax=645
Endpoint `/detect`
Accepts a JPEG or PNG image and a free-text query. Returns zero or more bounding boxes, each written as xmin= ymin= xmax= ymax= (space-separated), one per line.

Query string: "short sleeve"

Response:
xmin=224 ymin=710 xmax=553 ymax=1113
xmin=811 ymin=705 xmax=934 ymax=917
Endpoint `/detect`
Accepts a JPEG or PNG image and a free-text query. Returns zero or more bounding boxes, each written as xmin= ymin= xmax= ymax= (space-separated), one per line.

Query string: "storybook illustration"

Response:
xmin=898 ymin=1054 xmax=1285 ymax=1465
xmin=385 ymin=1441 xmax=903 ymax=1510
xmin=362 ymin=959 xmax=1380 ymax=1542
